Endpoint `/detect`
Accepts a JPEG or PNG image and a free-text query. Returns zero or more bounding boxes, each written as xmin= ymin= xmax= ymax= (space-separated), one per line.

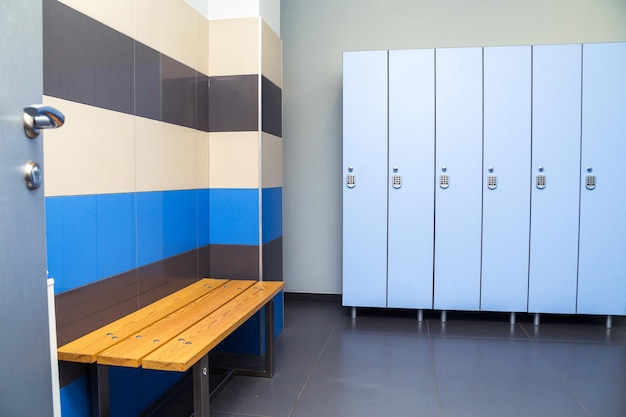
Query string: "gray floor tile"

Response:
xmin=520 ymin=321 xmax=626 ymax=344
xmin=429 ymin=319 xmax=531 ymax=340
xmin=284 ymin=302 xmax=344 ymax=332
xmin=211 ymin=364 xmax=312 ymax=417
xmin=537 ymin=342 xmax=626 ymax=381
xmin=290 ymin=365 xmax=440 ymax=417
xmin=565 ymin=378 xmax=626 ymax=417
xmin=431 ymin=338 xmax=556 ymax=377
xmin=317 ymin=331 xmax=433 ymax=372
xmin=204 ymin=299 xmax=626 ymax=417
xmin=274 ymin=328 xmax=330 ymax=366
xmin=437 ymin=374 xmax=588 ymax=417
xmin=334 ymin=314 xmax=429 ymax=335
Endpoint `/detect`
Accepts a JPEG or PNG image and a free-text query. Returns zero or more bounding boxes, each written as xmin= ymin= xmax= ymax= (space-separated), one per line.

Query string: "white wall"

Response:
xmin=281 ymin=0 xmax=626 ymax=294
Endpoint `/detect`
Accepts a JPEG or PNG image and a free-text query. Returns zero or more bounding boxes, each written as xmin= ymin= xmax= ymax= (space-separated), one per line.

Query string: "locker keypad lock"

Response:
xmin=487 ymin=175 xmax=497 ymax=190
xmin=440 ymin=174 xmax=449 ymax=189
xmin=585 ymin=175 xmax=596 ymax=190
xmin=346 ymin=174 xmax=356 ymax=188
xmin=392 ymin=175 xmax=402 ymax=189
xmin=536 ymin=174 xmax=546 ymax=189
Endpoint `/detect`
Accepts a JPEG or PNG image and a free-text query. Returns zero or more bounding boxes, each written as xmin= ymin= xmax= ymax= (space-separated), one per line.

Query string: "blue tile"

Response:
xmin=61 ymin=195 xmax=98 ymax=291
xmin=162 ymin=190 xmax=197 ymax=257
xmin=96 ymin=193 xmax=136 ymax=279
xmin=197 ymin=188 xmax=210 ymax=246
xmin=209 ymin=189 xmax=259 ymax=245
xmin=262 ymin=187 xmax=282 ymax=244
xmin=45 ymin=197 xmax=65 ymax=293
xmin=60 ymin=375 xmax=91 ymax=417
xmin=136 ymin=191 xmax=164 ymax=267
xmin=109 ymin=367 xmax=184 ymax=417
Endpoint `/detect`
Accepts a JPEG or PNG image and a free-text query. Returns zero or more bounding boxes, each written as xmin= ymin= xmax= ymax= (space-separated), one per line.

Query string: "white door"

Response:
xmin=528 ymin=44 xmax=582 ymax=314
xmin=0 ymin=1 xmax=55 ymax=416
xmin=342 ymin=51 xmax=388 ymax=308
xmin=578 ymin=42 xmax=626 ymax=315
xmin=434 ymin=47 xmax=483 ymax=311
xmin=387 ymin=49 xmax=435 ymax=309
xmin=481 ymin=46 xmax=531 ymax=312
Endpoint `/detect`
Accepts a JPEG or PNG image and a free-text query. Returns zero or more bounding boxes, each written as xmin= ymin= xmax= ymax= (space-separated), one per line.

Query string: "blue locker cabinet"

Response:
xmin=481 ymin=46 xmax=532 ymax=313
xmin=342 ymin=50 xmax=388 ymax=308
xmin=577 ymin=42 xmax=626 ymax=315
xmin=387 ymin=49 xmax=435 ymax=309
xmin=434 ymin=47 xmax=483 ymax=311
xmin=528 ymin=44 xmax=582 ymax=314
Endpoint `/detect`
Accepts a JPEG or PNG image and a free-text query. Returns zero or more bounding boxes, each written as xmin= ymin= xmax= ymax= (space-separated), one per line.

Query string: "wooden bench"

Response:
xmin=57 ymin=278 xmax=284 ymax=417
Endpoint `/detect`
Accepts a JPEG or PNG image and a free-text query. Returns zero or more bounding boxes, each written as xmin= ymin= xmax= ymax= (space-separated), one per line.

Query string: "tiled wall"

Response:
xmin=42 ymin=0 xmax=282 ymax=416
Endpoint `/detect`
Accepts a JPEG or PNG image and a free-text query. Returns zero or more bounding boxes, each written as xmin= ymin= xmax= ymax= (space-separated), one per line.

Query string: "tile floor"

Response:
xmin=210 ymin=298 xmax=626 ymax=417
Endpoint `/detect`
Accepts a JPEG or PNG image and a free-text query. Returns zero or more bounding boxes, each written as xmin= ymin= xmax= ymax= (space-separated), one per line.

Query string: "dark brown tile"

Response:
xmin=161 ymin=54 xmax=197 ymax=128
xmin=209 ymin=75 xmax=258 ymax=132
xmin=263 ymin=237 xmax=283 ymax=281
xmin=134 ymin=41 xmax=161 ymax=120
xmin=262 ymin=76 xmax=282 ymax=137
xmin=208 ymin=244 xmax=259 ymax=279
xmin=43 ymin=0 xmax=133 ymax=113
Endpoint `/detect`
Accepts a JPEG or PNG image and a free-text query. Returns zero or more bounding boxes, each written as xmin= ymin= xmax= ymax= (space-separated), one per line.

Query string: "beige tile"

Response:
xmin=262 ymin=132 xmax=282 ymax=188
xmin=209 ymin=17 xmax=260 ymax=76
xmin=135 ymin=0 xmax=162 ymax=53
xmin=59 ymin=0 xmax=134 ymax=38
xmin=135 ymin=117 xmax=200 ymax=192
xmin=160 ymin=0 xmax=198 ymax=70
xmin=197 ymin=14 xmax=210 ymax=76
xmin=197 ymin=131 xmax=210 ymax=189
xmin=262 ymin=19 xmax=282 ymax=88
xmin=135 ymin=0 xmax=198 ymax=71
xmin=209 ymin=131 xmax=260 ymax=189
xmin=42 ymin=96 xmax=135 ymax=197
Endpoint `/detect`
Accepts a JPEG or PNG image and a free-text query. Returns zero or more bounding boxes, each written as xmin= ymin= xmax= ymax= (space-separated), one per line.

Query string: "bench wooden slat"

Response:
xmin=97 ymin=280 xmax=257 ymax=367
xmin=141 ymin=281 xmax=285 ymax=372
xmin=57 ymin=278 xmax=228 ymax=363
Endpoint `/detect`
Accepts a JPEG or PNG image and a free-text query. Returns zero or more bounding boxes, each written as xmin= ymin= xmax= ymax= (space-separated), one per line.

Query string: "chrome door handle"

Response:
xmin=23 ymin=105 xmax=65 ymax=139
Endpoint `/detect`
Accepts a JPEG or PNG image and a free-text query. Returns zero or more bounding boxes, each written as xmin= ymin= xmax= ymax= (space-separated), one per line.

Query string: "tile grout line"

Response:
xmin=286 ymin=314 xmax=339 ymax=417
xmin=427 ymin=319 xmax=444 ymax=417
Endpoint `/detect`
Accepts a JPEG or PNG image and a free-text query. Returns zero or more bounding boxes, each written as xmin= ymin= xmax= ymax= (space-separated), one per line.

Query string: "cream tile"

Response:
xmin=197 ymin=14 xmax=210 ymax=76
xmin=197 ymin=131 xmax=210 ymax=189
xmin=42 ymin=96 xmax=135 ymax=197
xmin=160 ymin=0 xmax=198 ymax=70
xmin=209 ymin=131 xmax=260 ymax=189
xmin=262 ymin=19 xmax=283 ymax=88
xmin=135 ymin=0 xmax=162 ymax=53
xmin=59 ymin=0 xmax=134 ymax=38
xmin=135 ymin=117 xmax=200 ymax=192
xmin=262 ymin=132 xmax=282 ymax=188
xmin=209 ymin=17 xmax=260 ymax=76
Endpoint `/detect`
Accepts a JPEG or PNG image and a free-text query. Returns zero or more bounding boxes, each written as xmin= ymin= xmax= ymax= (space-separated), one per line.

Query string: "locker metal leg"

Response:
xmin=606 ymin=315 xmax=612 ymax=329
xmin=509 ymin=312 xmax=516 ymax=325
xmin=351 ymin=307 xmax=357 ymax=319
xmin=534 ymin=313 xmax=540 ymax=326
xmin=441 ymin=310 xmax=447 ymax=323
xmin=417 ymin=309 xmax=423 ymax=322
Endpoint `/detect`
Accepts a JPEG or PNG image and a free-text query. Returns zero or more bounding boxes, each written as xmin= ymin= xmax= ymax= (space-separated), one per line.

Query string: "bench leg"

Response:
xmin=231 ymin=300 xmax=275 ymax=378
xmin=264 ymin=300 xmax=275 ymax=377
xmin=90 ymin=363 xmax=110 ymax=417
xmin=193 ymin=354 xmax=210 ymax=417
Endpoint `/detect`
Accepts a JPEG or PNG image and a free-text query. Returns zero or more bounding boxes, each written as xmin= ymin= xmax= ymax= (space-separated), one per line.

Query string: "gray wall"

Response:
xmin=281 ymin=0 xmax=626 ymax=294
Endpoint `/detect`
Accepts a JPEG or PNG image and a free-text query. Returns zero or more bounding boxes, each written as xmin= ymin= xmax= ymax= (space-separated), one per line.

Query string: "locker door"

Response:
xmin=387 ymin=49 xmax=435 ymax=309
xmin=481 ymin=46 xmax=531 ymax=312
xmin=528 ymin=44 xmax=581 ymax=314
xmin=434 ymin=47 xmax=483 ymax=311
xmin=578 ymin=42 xmax=626 ymax=315
xmin=342 ymin=51 xmax=388 ymax=307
